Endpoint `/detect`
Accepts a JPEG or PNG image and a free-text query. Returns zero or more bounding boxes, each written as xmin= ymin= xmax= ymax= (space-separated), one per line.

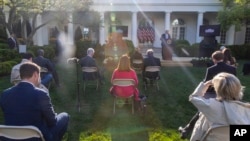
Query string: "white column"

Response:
xmin=99 ymin=12 xmax=105 ymax=45
xmin=132 ymin=11 xmax=138 ymax=48
xmin=164 ymin=11 xmax=171 ymax=30
xmin=226 ymin=25 xmax=235 ymax=45
xmin=68 ymin=12 xmax=74 ymax=45
xmin=196 ymin=11 xmax=204 ymax=43
xmin=36 ymin=14 xmax=43 ymax=46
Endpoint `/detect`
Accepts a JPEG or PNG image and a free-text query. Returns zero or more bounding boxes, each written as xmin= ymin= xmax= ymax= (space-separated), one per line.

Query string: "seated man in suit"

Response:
xmin=178 ymin=50 xmax=237 ymax=139
xmin=79 ymin=48 xmax=104 ymax=84
xmin=142 ymin=49 xmax=161 ymax=83
xmin=33 ymin=49 xmax=60 ymax=88
xmin=1 ymin=62 xmax=69 ymax=141
xmin=10 ymin=52 xmax=48 ymax=93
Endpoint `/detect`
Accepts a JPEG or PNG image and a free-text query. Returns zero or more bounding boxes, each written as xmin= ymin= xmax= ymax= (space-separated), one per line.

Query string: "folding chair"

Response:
xmin=82 ymin=67 xmax=99 ymax=93
xmin=144 ymin=66 xmax=161 ymax=91
xmin=132 ymin=59 xmax=143 ymax=73
xmin=0 ymin=125 xmax=45 ymax=141
xmin=200 ymin=125 xmax=229 ymax=141
xmin=112 ymin=79 xmax=135 ymax=114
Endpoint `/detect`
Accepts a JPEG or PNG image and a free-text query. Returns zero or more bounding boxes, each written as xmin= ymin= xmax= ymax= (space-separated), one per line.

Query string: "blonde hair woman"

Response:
xmin=110 ymin=54 xmax=140 ymax=101
xmin=189 ymin=72 xmax=250 ymax=141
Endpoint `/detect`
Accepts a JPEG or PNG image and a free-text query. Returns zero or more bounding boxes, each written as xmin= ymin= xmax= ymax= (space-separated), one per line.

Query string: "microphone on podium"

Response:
xmin=67 ymin=57 xmax=79 ymax=64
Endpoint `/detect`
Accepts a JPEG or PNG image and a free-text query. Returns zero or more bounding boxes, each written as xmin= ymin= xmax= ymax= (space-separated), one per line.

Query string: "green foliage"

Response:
xmin=1 ymin=60 xmax=250 ymax=140
xmin=149 ymin=129 xmax=185 ymax=141
xmin=27 ymin=45 xmax=56 ymax=60
xmin=173 ymin=39 xmax=191 ymax=46
xmin=79 ymin=132 xmax=111 ymax=141
xmin=218 ymin=0 xmax=250 ymax=31
xmin=75 ymin=40 xmax=94 ymax=58
xmin=0 ymin=25 xmax=7 ymax=41
xmin=125 ymin=39 xmax=135 ymax=57
xmin=227 ymin=44 xmax=250 ymax=59
xmin=0 ymin=60 xmax=17 ymax=76
xmin=172 ymin=40 xmax=195 ymax=57
xmin=0 ymin=49 xmax=21 ymax=62
xmin=0 ymin=43 xmax=9 ymax=49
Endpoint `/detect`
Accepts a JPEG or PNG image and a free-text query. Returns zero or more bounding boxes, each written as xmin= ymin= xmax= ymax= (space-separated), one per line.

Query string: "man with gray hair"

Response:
xmin=142 ymin=49 xmax=161 ymax=83
xmin=79 ymin=48 xmax=104 ymax=84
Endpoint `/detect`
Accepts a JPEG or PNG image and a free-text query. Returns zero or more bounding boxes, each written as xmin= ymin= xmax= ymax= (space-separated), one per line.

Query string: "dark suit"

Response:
xmin=7 ymin=37 xmax=18 ymax=49
xmin=33 ymin=56 xmax=59 ymax=86
xmin=142 ymin=55 xmax=161 ymax=80
xmin=160 ymin=33 xmax=172 ymax=60
xmin=79 ymin=55 xmax=103 ymax=81
xmin=204 ymin=61 xmax=237 ymax=94
xmin=0 ymin=82 xmax=57 ymax=141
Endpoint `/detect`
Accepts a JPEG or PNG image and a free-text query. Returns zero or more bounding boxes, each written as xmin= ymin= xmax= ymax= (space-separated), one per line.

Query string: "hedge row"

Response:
xmin=0 ymin=39 xmax=135 ymax=76
xmin=173 ymin=39 xmax=250 ymax=59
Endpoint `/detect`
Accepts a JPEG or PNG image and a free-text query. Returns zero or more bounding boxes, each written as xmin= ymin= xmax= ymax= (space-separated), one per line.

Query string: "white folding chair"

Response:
xmin=132 ymin=59 xmax=143 ymax=73
xmin=0 ymin=125 xmax=45 ymax=141
xmin=144 ymin=66 xmax=161 ymax=90
xmin=200 ymin=125 xmax=229 ymax=141
xmin=112 ymin=79 xmax=135 ymax=114
xmin=82 ymin=67 xmax=99 ymax=93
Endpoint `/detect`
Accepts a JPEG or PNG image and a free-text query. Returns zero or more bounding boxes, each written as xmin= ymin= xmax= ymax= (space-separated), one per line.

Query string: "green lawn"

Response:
xmin=1 ymin=60 xmax=250 ymax=141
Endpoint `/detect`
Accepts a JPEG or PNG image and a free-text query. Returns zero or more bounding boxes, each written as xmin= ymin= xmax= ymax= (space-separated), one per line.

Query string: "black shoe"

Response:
xmin=178 ymin=126 xmax=188 ymax=139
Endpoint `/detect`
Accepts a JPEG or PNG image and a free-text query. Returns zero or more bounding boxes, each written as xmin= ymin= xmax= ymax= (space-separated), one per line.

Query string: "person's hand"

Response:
xmin=204 ymin=80 xmax=213 ymax=88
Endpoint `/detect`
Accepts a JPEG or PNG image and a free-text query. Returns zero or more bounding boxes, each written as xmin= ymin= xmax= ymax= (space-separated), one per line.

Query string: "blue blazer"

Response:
xmin=204 ymin=62 xmax=237 ymax=93
xmin=0 ymin=82 xmax=57 ymax=141
xmin=79 ymin=56 xmax=99 ymax=80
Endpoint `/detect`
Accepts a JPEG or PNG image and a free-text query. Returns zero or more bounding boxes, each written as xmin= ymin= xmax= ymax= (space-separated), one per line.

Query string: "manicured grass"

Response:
xmin=1 ymin=60 xmax=250 ymax=141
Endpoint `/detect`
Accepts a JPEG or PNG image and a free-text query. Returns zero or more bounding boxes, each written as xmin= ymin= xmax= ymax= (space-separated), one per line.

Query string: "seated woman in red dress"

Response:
xmin=110 ymin=54 xmax=140 ymax=101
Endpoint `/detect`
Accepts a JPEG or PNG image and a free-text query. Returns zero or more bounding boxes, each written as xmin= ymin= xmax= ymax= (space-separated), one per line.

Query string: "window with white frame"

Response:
xmin=172 ymin=18 xmax=186 ymax=40
xmin=220 ymin=30 xmax=226 ymax=44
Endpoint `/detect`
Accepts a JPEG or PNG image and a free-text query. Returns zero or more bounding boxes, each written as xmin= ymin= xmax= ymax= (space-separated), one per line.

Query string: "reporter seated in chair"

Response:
xmin=142 ymin=49 xmax=161 ymax=83
xmin=110 ymin=54 xmax=140 ymax=101
xmin=33 ymin=49 xmax=60 ymax=87
xmin=79 ymin=48 xmax=104 ymax=84
xmin=0 ymin=62 xmax=69 ymax=141
xmin=189 ymin=72 xmax=250 ymax=141
xmin=10 ymin=52 xmax=49 ymax=93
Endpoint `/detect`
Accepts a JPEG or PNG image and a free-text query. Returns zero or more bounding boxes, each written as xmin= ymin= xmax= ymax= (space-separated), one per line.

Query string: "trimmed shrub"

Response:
xmin=0 ymin=49 xmax=22 ymax=62
xmin=0 ymin=43 xmax=8 ymax=49
xmin=125 ymin=39 xmax=135 ymax=57
xmin=0 ymin=61 xmax=18 ymax=76
xmin=27 ymin=45 xmax=56 ymax=60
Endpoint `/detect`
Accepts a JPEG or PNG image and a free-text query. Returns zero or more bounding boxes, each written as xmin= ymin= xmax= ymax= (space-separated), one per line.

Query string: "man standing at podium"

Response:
xmin=160 ymin=30 xmax=172 ymax=60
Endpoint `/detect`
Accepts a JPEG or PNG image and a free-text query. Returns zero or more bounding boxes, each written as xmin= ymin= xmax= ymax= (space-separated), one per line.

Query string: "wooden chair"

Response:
xmin=144 ymin=66 xmax=161 ymax=91
xmin=200 ymin=125 xmax=229 ymax=141
xmin=82 ymin=67 xmax=99 ymax=93
xmin=112 ymin=79 xmax=135 ymax=114
xmin=0 ymin=125 xmax=45 ymax=141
